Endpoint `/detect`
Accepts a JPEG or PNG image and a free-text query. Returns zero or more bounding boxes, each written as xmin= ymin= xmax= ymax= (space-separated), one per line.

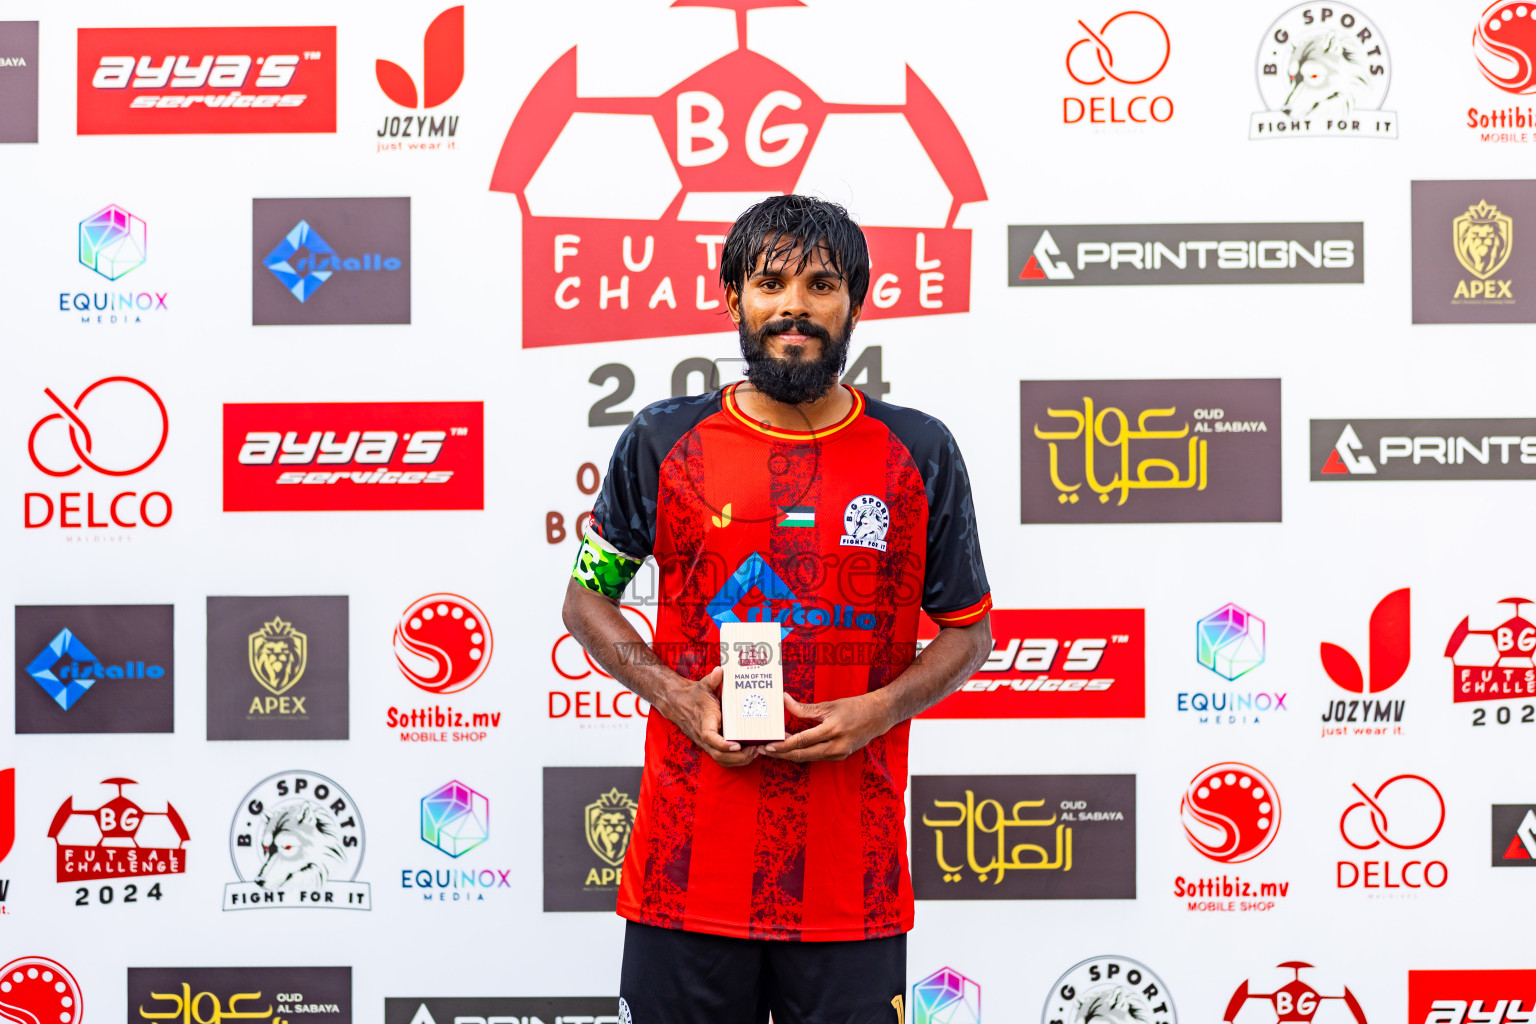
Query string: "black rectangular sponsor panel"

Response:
xmin=207 ymin=595 xmax=349 ymax=740
xmin=1008 ymin=223 xmax=1363 ymax=285
xmin=1492 ymin=804 xmax=1536 ymax=866
xmin=1412 ymin=180 xmax=1536 ymax=324
xmin=252 ymin=197 xmax=411 ymax=325
xmin=1310 ymin=419 xmax=1536 ymax=481
xmin=15 ymin=605 xmax=173 ymax=733
xmin=385 ymin=998 xmax=618 ymax=1024
xmin=0 ymin=22 xmax=39 ymax=144
xmin=911 ymin=774 xmax=1135 ymax=899
xmin=542 ymin=766 xmax=642 ymax=912
xmin=1021 ymin=380 xmax=1281 ymax=524
xmin=128 ymin=967 xmax=350 ymax=1024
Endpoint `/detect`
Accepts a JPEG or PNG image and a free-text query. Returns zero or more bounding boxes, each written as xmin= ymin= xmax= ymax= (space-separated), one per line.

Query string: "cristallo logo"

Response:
xmin=488 ymin=0 xmax=985 ymax=347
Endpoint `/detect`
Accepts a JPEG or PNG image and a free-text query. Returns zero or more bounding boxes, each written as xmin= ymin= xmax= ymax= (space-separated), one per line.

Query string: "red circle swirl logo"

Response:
xmin=1476 ymin=2 xmax=1536 ymax=94
xmin=0 ymin=957 xmax=83 ymax=1024
xmin=1180 ymin=762 xmax=1281 ymax=863
xmin=393 ymin=593 xmax=493 ymax=694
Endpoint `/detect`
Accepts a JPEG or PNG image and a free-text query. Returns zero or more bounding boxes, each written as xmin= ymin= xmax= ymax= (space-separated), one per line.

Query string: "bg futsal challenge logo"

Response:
xmin=488 ymin=0 xmax=986 ymax=347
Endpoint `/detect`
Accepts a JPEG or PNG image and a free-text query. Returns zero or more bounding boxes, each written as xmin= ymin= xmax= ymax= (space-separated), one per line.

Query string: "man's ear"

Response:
xmin=725 ymin=283 xmax=742 ymax=324
xmin=849 ymin=301 xmax=863 ymax=331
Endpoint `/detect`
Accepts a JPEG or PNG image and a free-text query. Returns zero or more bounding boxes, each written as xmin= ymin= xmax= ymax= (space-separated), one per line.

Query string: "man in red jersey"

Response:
xmin=563 ymin=195 xmax=992 ymax=1024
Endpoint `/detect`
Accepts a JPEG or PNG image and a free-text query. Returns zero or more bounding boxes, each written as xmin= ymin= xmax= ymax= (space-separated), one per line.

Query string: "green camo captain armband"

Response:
xmin=572 ymin=525 xmax=644 ymax=600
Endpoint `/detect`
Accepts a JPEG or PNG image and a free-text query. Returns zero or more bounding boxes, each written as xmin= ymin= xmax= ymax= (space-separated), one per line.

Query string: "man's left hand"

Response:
xmin=761 ymin=692 xmax=894 ymax=763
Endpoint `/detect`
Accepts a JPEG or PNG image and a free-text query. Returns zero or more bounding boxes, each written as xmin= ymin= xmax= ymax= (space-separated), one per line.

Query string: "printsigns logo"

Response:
xmin=542 ymin=766 xmax=642 ymax=911
xmin=1010 ymin=225 xmax=1362 ymax=285
xmin=223 ymin=401 xmax=482 ymax=511
xmin=130 ymin=968 xmax=351 ymax=1024
xmin=15 ymin=605 xmax=174 ymax=734
xmin=1408 ymin=971 xmax=1536 ymax=1024
xmin=1250 ymin=5 xmax=1394 ymax=139
xmin=0 ymin=22 xmax=39 ymax=143
xmin=1223 ymin=965 xmax=1367 ymax=1024
xmin=0 ymin=958 xmax=82 ymax=1024
xmin=207 ymin=596 xmax=349 ymax=740
xmin=386 ymin=1000 xmax=621 ymax=1024
xmin=79 ymin=205 xmax=146 ymax=280
xmin=421 ymin=781 xmax=488 ymax=858
xmin=1337 ymin=775 xmax=1447 ymax=890
xmin=1181 ymin=763 xmax=1280 ymax=864
xmin=1197 ymin=604 xmax=1266 ymax=681
xmin=1311 ymin=418 xmax=1536 ymax=480
xmin=487 ymin=0 xmax=985 ymax=347
xmin=1045 ymin=958 xmax=1176 ymax=1024
xmin=919 ymin=609 xmax=1145 ymax=719
xmin=1492 ymin=805 xmax=1536 ymax=865
xmin=1446 ymin=599 xmax=1536 ymax=704
xmin=914 ymin=967 xmax=980 ymax=1024
xmin=48 ymin=777 xmax=189 ymax=885
xmin=1063 ymin=12 xmax=1173 ymax=125
xmin=394 ymin=594 xmax=492 ymax=694
xmin=225 ymin=770 xmax=370 ymax=911
xmin=911 ymin=775 xmax=1135 ymax=900
xmin=76 ymin=26 xmax=336 ymax=134
xmin=1020 ymin=380 xmax=1281 ymax=524
xmin=1412 ymin=181 xmax=1533 ymax=322
xmin=251 ymin=198 xmax=409 ymax=325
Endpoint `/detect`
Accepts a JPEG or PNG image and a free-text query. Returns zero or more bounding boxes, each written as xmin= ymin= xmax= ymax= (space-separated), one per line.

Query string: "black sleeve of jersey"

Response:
xmin=863 ymin=397 xmax=992 ymax=621
xmin=590 ymin=391 xmax=723 ymax=558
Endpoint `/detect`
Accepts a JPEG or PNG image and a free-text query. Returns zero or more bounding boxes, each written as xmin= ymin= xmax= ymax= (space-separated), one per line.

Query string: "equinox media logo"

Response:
xmin=78 ymin=205 xmax=145 ymax=280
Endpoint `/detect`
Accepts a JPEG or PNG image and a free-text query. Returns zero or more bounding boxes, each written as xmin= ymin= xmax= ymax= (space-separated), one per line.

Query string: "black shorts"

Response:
xmin=618 ymin=921 xmax=905 ymax=1024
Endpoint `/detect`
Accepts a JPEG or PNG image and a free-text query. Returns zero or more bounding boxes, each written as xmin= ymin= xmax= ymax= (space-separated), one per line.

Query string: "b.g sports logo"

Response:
xmin=222 ymin=401 xmax=483 ymax=511
xmin=77 ymin=26 xmax=336 ymax=134
xmin=488 ymin=0 xmax=985 ymax=347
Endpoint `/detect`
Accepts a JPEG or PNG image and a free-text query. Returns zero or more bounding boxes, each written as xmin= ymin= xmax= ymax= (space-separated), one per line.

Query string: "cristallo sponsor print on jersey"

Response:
xmin=47 ymin=778 xmax=188 ymax=909
xmin=488 ymin=0 xmax=985 ymax=347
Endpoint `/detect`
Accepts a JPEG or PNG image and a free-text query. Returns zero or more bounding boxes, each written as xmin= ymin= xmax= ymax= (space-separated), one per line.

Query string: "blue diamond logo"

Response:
xmin=706 ymin=552 xmax=797 ymax=639
xmin=263 ymin=220 xmax=335 ymax=302
xmin=27 ymin=628 xmax=100 ymax=710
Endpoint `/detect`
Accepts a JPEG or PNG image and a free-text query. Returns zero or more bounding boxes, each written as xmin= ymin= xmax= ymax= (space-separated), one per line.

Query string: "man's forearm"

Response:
xmin=868 ymin=618 xmax=992 ymax=728
xmin=562 ymin=580 xmax=682 ymax=712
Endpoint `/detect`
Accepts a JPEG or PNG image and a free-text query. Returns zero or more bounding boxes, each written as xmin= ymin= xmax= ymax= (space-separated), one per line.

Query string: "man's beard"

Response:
xmin=738 ymin=315 xmax=853 ymax=405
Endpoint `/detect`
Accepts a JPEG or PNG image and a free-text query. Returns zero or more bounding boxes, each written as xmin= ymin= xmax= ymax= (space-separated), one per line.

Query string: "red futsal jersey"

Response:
xmin=588 ymin=382 xmax=991 ymax=941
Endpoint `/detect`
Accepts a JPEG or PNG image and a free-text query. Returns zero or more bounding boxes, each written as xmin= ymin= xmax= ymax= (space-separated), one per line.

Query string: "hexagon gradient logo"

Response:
xmin=488 ymin=0 xmax=986 ymax=347
xmin=421 ymin=780 xmax=488 ymax=858
xmin=78 ymin=204 xmax=146 ymax=280
xmin=914 ymin=966 xmax=980 ymax=1024
xmin=1197 ymin=604 xmax=1266 ymax=681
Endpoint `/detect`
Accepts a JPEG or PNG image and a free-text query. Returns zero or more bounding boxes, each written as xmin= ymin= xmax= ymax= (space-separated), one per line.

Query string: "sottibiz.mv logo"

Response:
xmin=919 ymin=609 xmax=1145 ymax=719
xmin=77 ymin=25 xmax=336 ymax=134
xmin=488 ymin=0 xmax=985 ymax=347
xmin=223 ymin=401 xmax=482 ymax=511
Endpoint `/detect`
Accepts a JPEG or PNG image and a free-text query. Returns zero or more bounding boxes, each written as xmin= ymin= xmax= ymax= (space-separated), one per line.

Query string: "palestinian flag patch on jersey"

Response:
xmin=777 ymin=505 xmax=815 ymax=528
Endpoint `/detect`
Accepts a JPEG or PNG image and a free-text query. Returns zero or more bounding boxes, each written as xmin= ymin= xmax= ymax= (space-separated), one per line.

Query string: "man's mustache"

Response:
xmin=759 ymin=318 xmax=832 ymax=344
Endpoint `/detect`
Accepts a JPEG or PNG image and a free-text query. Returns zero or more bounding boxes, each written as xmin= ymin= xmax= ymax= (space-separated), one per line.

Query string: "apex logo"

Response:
xmin=377 ymin=7 xmax=463 ymax=108
xmin=1321 ymin=589 xmax=1410 ymax=694
xmin=1321 ymin=425 xmax=1375 ymax=475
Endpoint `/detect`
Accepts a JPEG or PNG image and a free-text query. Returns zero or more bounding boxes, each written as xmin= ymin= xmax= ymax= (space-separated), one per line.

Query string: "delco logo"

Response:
xmin=77 ymin=26 xmax=336 ymax=134
xmin=920 ymin=609 xmax=1145 ymax=719
xmin=488 ymin=0 xmax=985 ymax=347
xmin=223 ymin=401 xmax=483 ymax=511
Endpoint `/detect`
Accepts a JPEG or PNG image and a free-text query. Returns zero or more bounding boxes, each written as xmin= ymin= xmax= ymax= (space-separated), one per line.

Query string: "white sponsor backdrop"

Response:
xmin=2 ymin=0 xmax=1534 ymax=1022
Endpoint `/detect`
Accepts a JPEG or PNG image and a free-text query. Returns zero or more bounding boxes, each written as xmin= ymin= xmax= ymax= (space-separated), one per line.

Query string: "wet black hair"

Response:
xmin=719 ymin=194 xmax=870 ymax=308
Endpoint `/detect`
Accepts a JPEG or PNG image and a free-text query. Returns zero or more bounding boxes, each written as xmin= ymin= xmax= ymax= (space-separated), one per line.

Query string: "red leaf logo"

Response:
xmin=1320 ymin=588 xmax=1411 ymax=694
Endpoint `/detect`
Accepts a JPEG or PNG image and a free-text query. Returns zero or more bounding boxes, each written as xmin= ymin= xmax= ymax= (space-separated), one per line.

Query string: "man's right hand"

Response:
xmin=660 ymin=666 xmax=759 ymax=768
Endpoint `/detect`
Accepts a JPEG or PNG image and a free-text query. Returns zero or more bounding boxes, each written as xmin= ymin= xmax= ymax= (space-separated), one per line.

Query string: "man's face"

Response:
xmin=728 ymin=242 xmax=861 ymax=405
